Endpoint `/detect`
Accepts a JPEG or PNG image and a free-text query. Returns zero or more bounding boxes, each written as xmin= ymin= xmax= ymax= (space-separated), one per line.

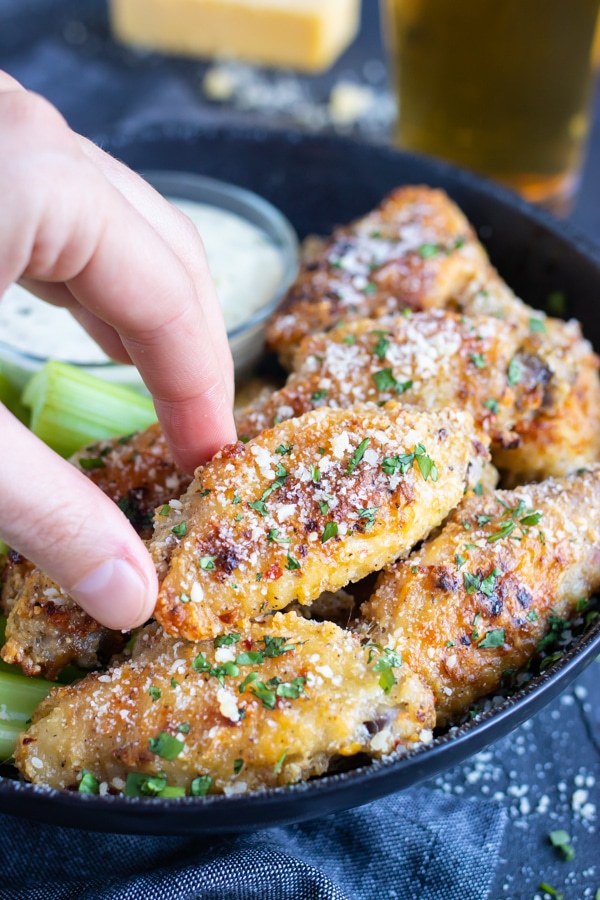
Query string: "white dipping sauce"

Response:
xmin=0 ymin=199 xmax=284 ymax=364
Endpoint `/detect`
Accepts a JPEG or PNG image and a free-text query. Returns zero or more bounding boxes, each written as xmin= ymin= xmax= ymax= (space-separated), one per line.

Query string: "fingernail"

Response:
xmin=71 ymin=559 xmax=153 ymax=630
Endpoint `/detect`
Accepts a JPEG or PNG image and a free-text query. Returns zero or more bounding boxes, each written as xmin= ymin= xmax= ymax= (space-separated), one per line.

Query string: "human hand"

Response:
xmin=0 ymin=72 xmax=236 ymax=630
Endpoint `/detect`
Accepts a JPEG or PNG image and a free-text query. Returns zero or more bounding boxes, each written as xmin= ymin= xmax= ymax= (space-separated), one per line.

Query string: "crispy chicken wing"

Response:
xmin=265 ymin=186 xmax=498 ymax=366
xmin=14 ymin=614 xmax=435 ymax=794
xmin=237 ymin=311 xmax=543 ymax=450
xmin=490 ymin=318 xmax=600 ymax=484
xmin=1 ymin=424 xmax=191 ymax=679
xmin=152 ymin=403 xmax=487 ymax=641
xmin=361 ymin=467 xmax=600 ymax=727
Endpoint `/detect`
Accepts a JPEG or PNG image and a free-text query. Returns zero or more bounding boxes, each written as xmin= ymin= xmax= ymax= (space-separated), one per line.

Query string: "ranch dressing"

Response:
xmin=0 ymin=199 xmax=284 ymax=364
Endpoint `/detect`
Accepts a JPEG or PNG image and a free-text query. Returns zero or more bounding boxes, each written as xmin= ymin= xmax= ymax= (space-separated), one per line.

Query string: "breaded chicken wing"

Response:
xmin=265 ymin=186 xmax=497 ymax=366
xmin=14 ymin=614 xmax=435 ymax=794
xmin=152 ymin=403 xmax=487 ymax=641
xmin=237 ymin=311 xmax=543 ymax=449
xmin=1 ymin=424 xmax=191 ymax=679
xmin=361 ymin=467 xmax=600 ymax=727
xmin=490 ymin=318 xmax=600 ymax=484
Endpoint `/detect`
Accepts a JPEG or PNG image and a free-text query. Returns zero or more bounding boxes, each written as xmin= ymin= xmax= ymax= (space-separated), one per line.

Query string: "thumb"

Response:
xmin=0 ymin=406 xmax=157 ymax=630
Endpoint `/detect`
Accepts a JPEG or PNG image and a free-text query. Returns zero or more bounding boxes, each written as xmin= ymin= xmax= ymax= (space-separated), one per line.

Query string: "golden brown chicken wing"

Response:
xmin=361 ymin=466 xmax=600 ymax=727
xmin=1 ymin=424 xmax=191 ymax=679
xmin=152 ymin=403 xmax=487 ymax=641
xmin=14 ymin=613 xmax=435 ymax=794
xmin=237 ymin=310 xmax=543 ymax=450
xmin=265 ymin=185 xmax=499 ymax=366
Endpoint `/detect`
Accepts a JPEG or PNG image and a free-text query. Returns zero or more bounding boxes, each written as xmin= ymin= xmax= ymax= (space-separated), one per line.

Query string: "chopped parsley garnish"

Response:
xmin=455 ymin=553 xmax=466 ymax=570
xmin=275 ymin=442 xmax=293 ymax=455
xmin=232 ymin=491 xmax=241 ymax=505
xmin=418 ymin=243 xmax=438 ymax=258
xmin=364 ymin=282 xmax=377 ymax=295
xmin=480 ymin=567 xmax=502 ymax=596
xmin=529 ymin=317 xmax=547 ymax=333
xmin=233 ymin=759 xmax=244 ymax=775
xmin=473 ymin=482 xmax=484 ymax=495
xmin=148 ymin=686 xmax=162 ymax=701
xmin=357 ymin=506 xmax=379 ymax=530
xmin=179 ymin=593 xmax=191 ymax=604
xmin=342 ymin=334 xmax=356 ymax=345
xmin=463 ymin=572 xmax=481 ymax=594
xmin=267 ymin=529 xmax=291 ymax=544
xmin=214 ymin=633 xmax=241 ymax=648
xmin=236 ymin=650 xmax=265 ymax=666
xmin=576 ymin=597 xmax=590 ymax=612
xmin=478 ymin=628 xmax=505 ymax=648
xmin=310 ymin=465 xmax=321 ymax=483
xmin=311 ymin=390 xmax=328 ymax=402
xmin=249 ymin=464 xmax=288 ymax=516
xmin=171 ymin=521 xmax=187 ymax=537
xmin=276 ymin=677 xmax=305 ymax=699
xmin=367 ymin=644 xmax=403 ymax=693
xmin=372 ymin=332 xmax=390 ymax=359
xmin=79 ymin=457 xmax=106 ymax=470
xmin=549 ymin=830 xmax=575 ymax=862
xmin=319 ymin=499 xmax=330 ymax=515
xmin=487 ymin=501 xmax=542 ymax=542
xmin=383 ymin=443 xmax=438 ymax=482
xmin=239 ymin=672 xmax=259 ymax=693
xmin=263 ymin=635 xmax=296 ymax=657
xmin=286 ymin=553 xmax=301 ymax=571
xmin=249 ymin=682 xmax=277 ymax=709
xmin=78 ymin=770 xmax=99 ymax=794
xmin=148 ymin=731 xmax=184 ymax=760
xmin=483 ymin=398 xmax=499 ymax=413
xmin=527 ymin=609 xmax=539 ymax=622
xmin=190 ymin=775 xmax=212 ymax=796
xmin=125 ymin=772 xmax=171 ymax=798
xmin=372 ymin=368 xmax=413 ymax=395
xmin=507 ymin=357 xmax=523 ymax=386
xmin=476 ymin=515 xmax=493 ymax=526
xmin=198 ymin=489 xmax=212 ymax=497
xmin=199 ymin=556 xmax=215 ymax=570
xmin=274 ymin=749 xmax=288 ymax=775
xmin=469 ymin=352 xmax=486 ymax=369
xmin=346 ymin=437 xmax=370 ymax=474
xmin=177 ymin=723 xmax=190 ymax=734
xmin=158 ymin=504 xmax=171 ymax=516
xmin=322 ymin=521 xmax=339 ymax=543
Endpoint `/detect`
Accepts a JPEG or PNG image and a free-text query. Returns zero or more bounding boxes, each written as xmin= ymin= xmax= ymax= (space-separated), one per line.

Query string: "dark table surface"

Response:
xmin=1 ymin=1 xmax=599 ymax=898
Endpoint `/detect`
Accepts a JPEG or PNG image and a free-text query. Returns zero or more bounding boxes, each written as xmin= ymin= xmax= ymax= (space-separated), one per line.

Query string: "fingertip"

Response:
xmin=71 ymin=557 xmax=157 ymax=631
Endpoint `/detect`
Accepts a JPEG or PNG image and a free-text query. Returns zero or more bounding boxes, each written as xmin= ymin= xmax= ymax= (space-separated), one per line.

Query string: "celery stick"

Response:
xmin=22 ymin=361 xmax=157 ymax=457
xmin=0 ymin=616 xmax=12 ymax=675
xmin=0 ymin=670 xmax=53 ymax=721
xmin=0 ymin=370 xmax=29 ymax=424
xmin=0 ymin=721 xmax=22 ymax=762
xmin=0 ymin=670 xmax=54 ymax=759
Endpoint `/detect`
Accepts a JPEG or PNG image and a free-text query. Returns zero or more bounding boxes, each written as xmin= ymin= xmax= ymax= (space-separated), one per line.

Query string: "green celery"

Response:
xmin=0 ymin=721 xmax=22 ymax=762
xmin=0 ymin=670 xmax=54 ymax=758
xmin=22 ymin=361 xmax=156 ymax=458
xmin=0 ymin=370 xmax=28 ymax=424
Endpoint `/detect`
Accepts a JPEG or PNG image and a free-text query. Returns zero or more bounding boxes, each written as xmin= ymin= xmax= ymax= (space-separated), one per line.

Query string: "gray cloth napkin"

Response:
xmin=0 ymin=785 xmax=507 ymax=900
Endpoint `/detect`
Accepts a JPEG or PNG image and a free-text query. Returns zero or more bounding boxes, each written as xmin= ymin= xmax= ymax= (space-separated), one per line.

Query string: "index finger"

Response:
xmin=0 ymin=86 xmax=236 ymax=470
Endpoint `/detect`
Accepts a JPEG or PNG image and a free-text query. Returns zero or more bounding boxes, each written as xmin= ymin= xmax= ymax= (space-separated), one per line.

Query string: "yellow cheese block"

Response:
xmin=109 ymin=0 xmax=362 ymax=72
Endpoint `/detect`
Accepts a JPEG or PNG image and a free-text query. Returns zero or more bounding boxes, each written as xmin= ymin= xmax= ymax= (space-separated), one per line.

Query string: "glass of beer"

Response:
xmin=381 ymin=0 xmax=600 ymax=214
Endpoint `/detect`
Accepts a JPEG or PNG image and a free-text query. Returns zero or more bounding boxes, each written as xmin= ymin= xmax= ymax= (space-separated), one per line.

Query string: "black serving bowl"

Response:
xmin=2 ymin=124 xmax=600 ymax=834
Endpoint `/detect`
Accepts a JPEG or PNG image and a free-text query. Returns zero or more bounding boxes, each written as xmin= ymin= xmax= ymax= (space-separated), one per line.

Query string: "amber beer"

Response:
xmin=381 ymin=0 xmax=600 ymax=212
